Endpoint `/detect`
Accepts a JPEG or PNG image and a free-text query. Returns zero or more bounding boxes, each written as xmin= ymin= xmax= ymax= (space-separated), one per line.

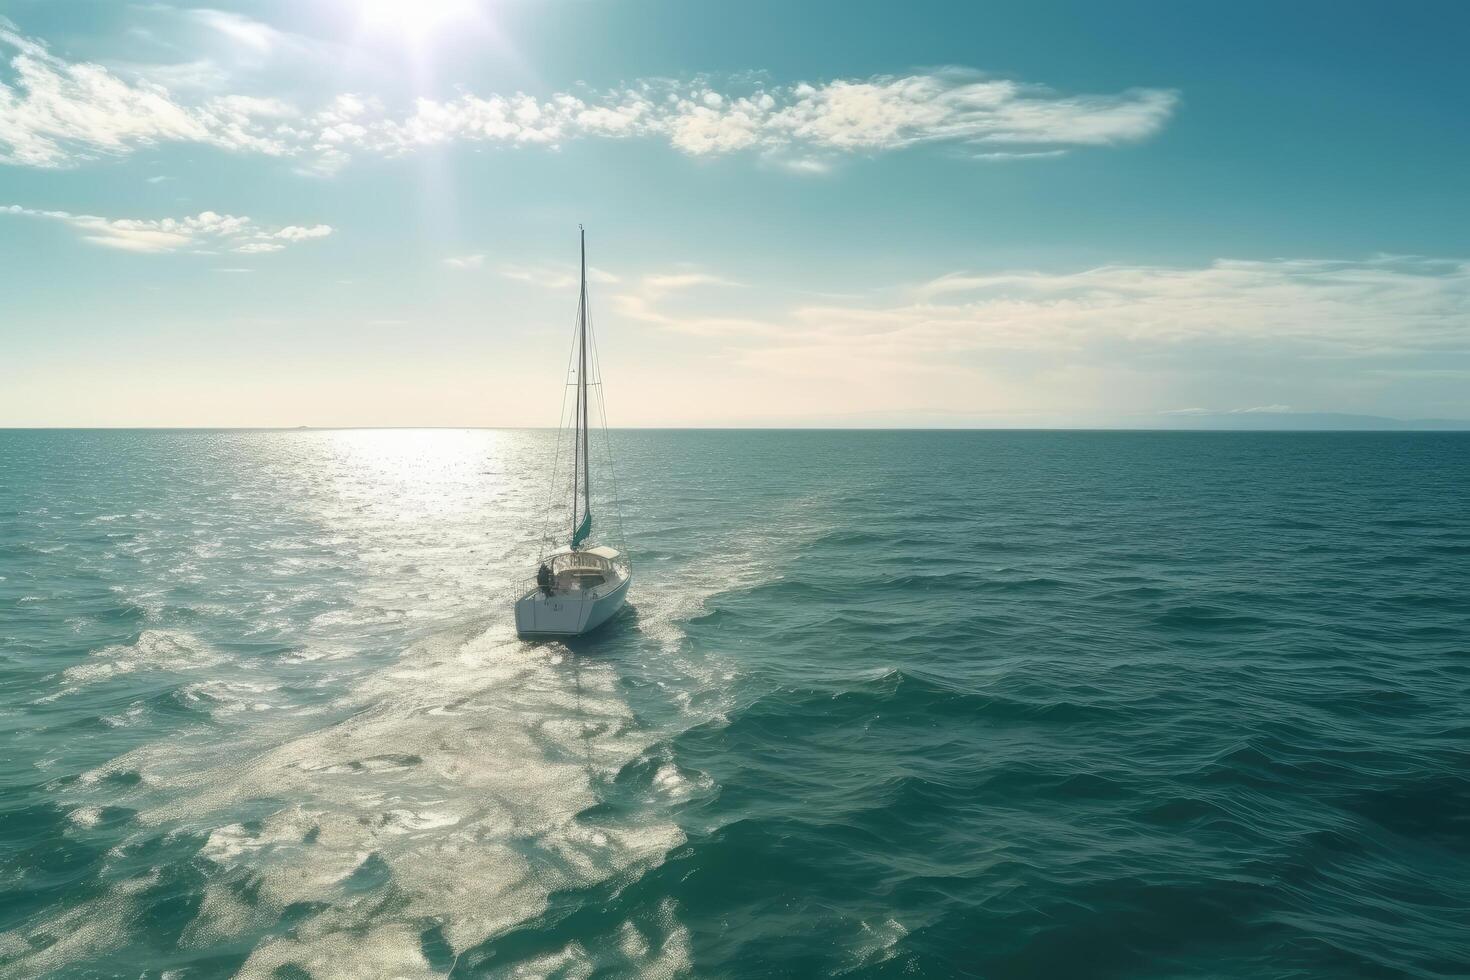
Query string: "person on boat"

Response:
xmin=537 ymin=562 xmax=554 ymax=595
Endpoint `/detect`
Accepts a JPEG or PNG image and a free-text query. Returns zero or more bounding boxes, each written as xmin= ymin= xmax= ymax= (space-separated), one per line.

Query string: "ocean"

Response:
xmin=1 ymin=428 xmax=1467 ymax=979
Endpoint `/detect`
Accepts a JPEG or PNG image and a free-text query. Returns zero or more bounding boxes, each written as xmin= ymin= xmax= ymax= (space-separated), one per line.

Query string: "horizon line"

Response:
xmin=4 ymin=425 xmax=1470 ymax=433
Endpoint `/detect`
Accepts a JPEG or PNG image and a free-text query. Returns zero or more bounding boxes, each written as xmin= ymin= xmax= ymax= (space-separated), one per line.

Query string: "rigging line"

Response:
xmin=587 ymin=305 xmax=629 ymax=550
xmin=538 ymin=286 xmax=584 ymax=554
xmin=540 ymin=314 xmax=579 ymax=551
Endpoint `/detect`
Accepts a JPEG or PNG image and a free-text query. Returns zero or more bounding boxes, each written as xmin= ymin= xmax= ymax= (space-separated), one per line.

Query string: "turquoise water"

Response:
xmin=2 ymin=429 xmax=1467 ymax=978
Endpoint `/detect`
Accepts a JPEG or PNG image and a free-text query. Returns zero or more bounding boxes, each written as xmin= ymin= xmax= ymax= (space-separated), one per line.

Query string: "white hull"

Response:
xmin=515 ymin=568 xmax=630 ymax=637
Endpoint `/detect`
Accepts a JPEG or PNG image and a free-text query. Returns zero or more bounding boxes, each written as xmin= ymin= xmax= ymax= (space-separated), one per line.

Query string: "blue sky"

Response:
xmin=2 ymin=0 xmax=1468 ymax=426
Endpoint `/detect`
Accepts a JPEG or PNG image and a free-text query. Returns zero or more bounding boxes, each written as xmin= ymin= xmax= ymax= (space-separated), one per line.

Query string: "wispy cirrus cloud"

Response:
xmin=611 ymin=271 xmax=773 ymax=336
xmin=591 ymin=255 xmax=1470 ymax=422
xmin=1 ymin=204 xmax=331 ymax=253
xmin=0 ymin=24 xmax=1177 ymax=171
xmin=616 ymin=256 xmax=1470 ymax=375
xmin=108 ymin=6 xmax=336 ymax=87
xmin=500 ymin=263 xmax=620 ymax=288
xmin=182 ymin=8 xmax=290 ymax=56
xmin=639 ymin=272 xmax=737 ymax=294
xmin=893 ymin=257 xmax=1470 ymax=354
xmin=444 ymin=253 xmax=486 ymax=270
xmin=445 ymin=252 xmax=617 ymax=278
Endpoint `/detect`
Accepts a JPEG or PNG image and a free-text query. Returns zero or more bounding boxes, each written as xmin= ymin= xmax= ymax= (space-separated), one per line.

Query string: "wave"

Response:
xmin=53 ymin=629 xmax=224 ymax=692
xmin=1152 ymin=604 xmax=1272 ymax=630
xmin=14 ymin=623 xmax=700 ymax=976
xmin=5 ymin=429 xmax=1469 ymax=978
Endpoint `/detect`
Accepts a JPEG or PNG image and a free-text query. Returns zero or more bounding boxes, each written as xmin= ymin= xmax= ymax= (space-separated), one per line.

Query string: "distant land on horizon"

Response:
xmin=1134 ymin=411 xmax=1470 ymax=432
xmin=684 ymin=410 xmax=1470 ymax=431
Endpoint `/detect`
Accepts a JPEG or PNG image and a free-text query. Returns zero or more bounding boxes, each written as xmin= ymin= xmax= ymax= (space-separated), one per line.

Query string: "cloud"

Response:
xmin=119 ymin=7 xmax=334 ymax=84
xmin=501 ymin=263 xmax=620 ymax=288
xmin=614 ymin=256 xmax=1470 ymax=377
xmin=765 ymin=154 xmax=835 ymax=175
xmin=892 ymin=257 xmax=1470 ymax=354
xmin=580 ymin=255 xmax=1470 ymax=423
xmin=640 ymin=272 xmax=737 ymax=294
xmin=974 ymin=149 xmax=1068 ymax=162
xmin=347 ymin=72 xmax=1176 ymax=167
xmin=444 ymin=253 xmax=486 ymax=269
xmin=0 ymin=24 xmax=293 ymax=166
xmin=183 ymin=8 xmax=287 ymax=56
xmin=271 ymin=223 xmax=332 ymax=241
xmin=1 ymin=204 xmax=332 ymax=254
xmin=0 ymin=24 xmax=1176 ymax=170
xmin=611 ymin=271 xmax=774 ymax=336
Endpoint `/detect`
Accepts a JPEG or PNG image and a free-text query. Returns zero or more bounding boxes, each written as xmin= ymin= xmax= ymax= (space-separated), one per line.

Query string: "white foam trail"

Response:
xmin=67 ymin=806 xmax=103 ymax=828
xmin=842 ymin=917 xmax=910 ymax=972
xmin=62 ymin=624 xmax=690 ymax=974
xmin=234 ymin=923 xmax=439 ymax=980
xmin=624 ymin=491 xmax=835 ymax=734
xmin=492 ymin=899 xmax=691 ymax=980
xmin=56 ymin=629 xmax=224 ymax=689
xmin=0 ymin=873 xmax=158 ymax=980
xmin=16 ymin=435 xmax=847 ymax=977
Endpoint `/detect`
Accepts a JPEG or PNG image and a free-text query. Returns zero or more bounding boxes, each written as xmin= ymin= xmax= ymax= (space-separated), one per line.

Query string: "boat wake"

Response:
xmin=12 ymin=625 xmax=695 ymax=978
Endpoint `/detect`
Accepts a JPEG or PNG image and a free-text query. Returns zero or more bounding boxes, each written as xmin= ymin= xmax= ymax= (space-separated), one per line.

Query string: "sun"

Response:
xmin=358 ymin=0 xmax=477 ymax=38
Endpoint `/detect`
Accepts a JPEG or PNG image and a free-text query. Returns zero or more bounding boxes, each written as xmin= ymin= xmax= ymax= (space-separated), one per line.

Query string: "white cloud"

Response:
xmin=614 ymin=256 xmax=1470 ymax=375
xmin=611 ymin=271 xmax=775 ymax=336
xmin=184 ymin=8 xmax=286 ymax=55
xmin=0 ymin=25 xmax=1177 ymax=171
xmin=445 ymin=253 xmax=486 ymax=270
xmin=122 ymin=7 xmax=335 ymax=84
xmin=272 ymin=223 xmax=331 ymax=241
xmin=1 ymin=204 xmax=333 ymax=254
xmin=352 ymin=73 xmax=1176 ymax=166
xmin=501 ymin=263 xmax=620 ymax=288
xmin=0 ymin=24 xmax=295 ymax=166
xmin=891 ymin=257 xmax=1470 ymax=354
xmin=584 ymin=255 xmax=1470 ymax=422
xmin=613 ymin=271 xmax=719 ymax=316
xmin=974 ymin=149 xmax=1068 ymax=162
xmin=765 ymin=154 xmax=835 ymax=175
xmin=640 ymin=272 xmax=736 ymax=294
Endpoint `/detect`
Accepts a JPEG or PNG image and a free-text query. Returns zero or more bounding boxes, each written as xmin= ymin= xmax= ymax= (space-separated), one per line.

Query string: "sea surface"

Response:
xmin=1 ymin=429 xmax=1467 ymax=979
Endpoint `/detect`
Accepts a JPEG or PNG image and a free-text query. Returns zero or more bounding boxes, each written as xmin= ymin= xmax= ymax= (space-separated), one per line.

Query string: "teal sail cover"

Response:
xmin=571 ymin=510 xmax=591 ymax=549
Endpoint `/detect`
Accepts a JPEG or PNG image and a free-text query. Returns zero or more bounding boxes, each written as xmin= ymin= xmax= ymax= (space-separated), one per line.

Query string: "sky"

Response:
xmin=1 ymin=0 xmax=1468 ymax=427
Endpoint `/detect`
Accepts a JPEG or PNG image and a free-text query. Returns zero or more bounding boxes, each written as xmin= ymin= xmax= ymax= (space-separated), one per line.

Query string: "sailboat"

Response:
xmin=514 ymin=227 xmax=631 ymax=638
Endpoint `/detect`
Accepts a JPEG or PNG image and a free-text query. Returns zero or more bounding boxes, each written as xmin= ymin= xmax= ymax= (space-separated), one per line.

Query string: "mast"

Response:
xmin=579 ymin=226 xmax=590 ymax=536
xmin=570 ymin=226 xmax=592 ymax=549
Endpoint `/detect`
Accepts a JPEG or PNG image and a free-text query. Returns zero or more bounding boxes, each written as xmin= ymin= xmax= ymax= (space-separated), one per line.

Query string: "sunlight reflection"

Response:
xmin=317 ymin=428 xmax=504 ymax=521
